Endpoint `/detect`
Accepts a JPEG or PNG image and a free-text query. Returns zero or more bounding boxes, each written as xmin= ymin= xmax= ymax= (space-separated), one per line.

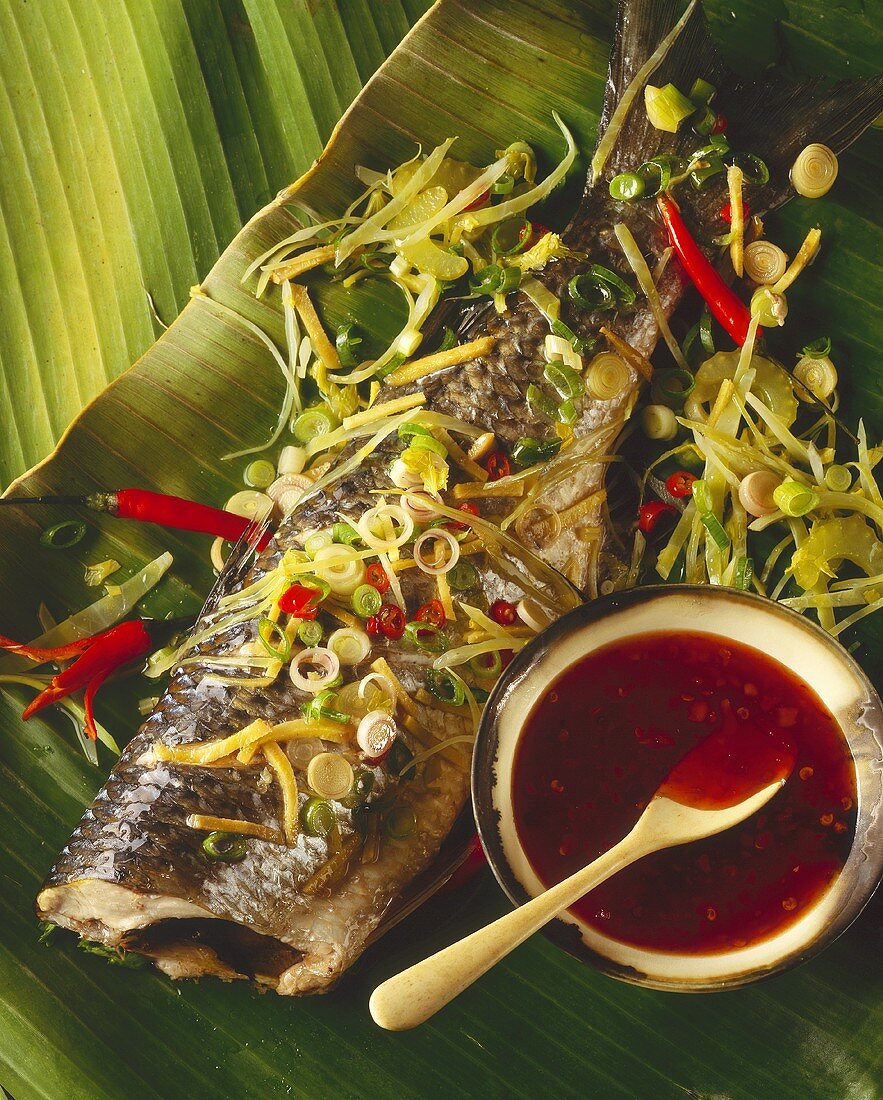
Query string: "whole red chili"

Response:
xmin=377 ymin=604 xmax=406 ymax=640
xmin=415 ymin=599 xmax=446 ymax=628
xmin=665 ymin=471 xmax=698 ymax=499
xmin=489 ymin=599 xmax=517 ymax=627
xmin=657 ymin=194 xmax=758 ymax=346
xmin=485 ymin=451 xmax=510 ymax=481
xmin=365 ymin=562 xmax=390 ymax=594
xmin=720 ymin=201 xmax=750 ymax=224
xmin=277 ymin=584 xmax=321 ymax=618
xmin=366 ymin=614 xmax=381 ymax=636
xmin=449 ymin=501 xmax=480 ymax=533
xmin=711 ymin=112 xmax=728 ymax=135
xmin=0 ymin=620 xmax=153 ymax=741
xmin=0 ymin=487 xmax=272 ymax=549
xmin=638 ymin=501 xmax=677 ymax=533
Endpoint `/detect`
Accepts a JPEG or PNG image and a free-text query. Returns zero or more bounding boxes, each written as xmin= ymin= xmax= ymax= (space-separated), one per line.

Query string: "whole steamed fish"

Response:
xmin=36 ymin=0 xmax=883 ymax=993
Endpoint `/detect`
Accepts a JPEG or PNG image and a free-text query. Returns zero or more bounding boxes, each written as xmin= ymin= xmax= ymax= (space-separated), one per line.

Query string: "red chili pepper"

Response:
xmin=485 ymin=452 xmax=510 ymax=481
xmin=1 ymin=488 xmax=273 ymax=549
xmin=711 ymin=112 xmax=728 ymax=135
xmin=719 ymin=201 xmax=750 ymax=224
xmin=365 ymin=562 xmax=390 ymax=594
xmin=500 ymin=649 xmax=515 ymax=669
xmin=0 ymin=620 xmax=153 ymax=741
xmin=366 ymin=614 xmax=381 ymax=636
xmin=277 ymin=584 xmax=320 ymax=618
xmin=448 ymin=501 xmax=480 ymax=533
xmin=657 ymin=194 xmax=758 ymax=347
xmin=463 ymin=189 xmax=490 ymax=211
xmin=489 ymin=599 xmax=517 ymax=627
xmin=415 ymin=600 xmax=446 ymax=628
xmin=528 ymin=222 xmax=551 ymax=248
xmin=638 ymin=501 xmax=677 ymax=533
xmin=438 ymin=833 xmax=487 ymax=894
xmin=665 ymin=471 xmax=698 ymax=499
xmin=377 ymin=604 xmax=406 ymax=640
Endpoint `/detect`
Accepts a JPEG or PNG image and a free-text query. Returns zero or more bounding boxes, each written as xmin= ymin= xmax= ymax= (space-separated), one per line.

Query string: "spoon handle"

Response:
xmin=369 ymin=831 xmax=642 ymax=1031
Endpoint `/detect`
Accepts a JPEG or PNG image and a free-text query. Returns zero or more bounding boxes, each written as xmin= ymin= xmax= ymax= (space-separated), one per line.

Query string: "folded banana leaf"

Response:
xmin=0 ymin=0 xmax=881 ymax=1097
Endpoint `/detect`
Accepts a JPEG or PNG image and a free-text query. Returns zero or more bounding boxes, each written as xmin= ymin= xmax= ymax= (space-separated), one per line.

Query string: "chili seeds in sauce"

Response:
xmin=512 ymin=631 xmax=856 ymax=954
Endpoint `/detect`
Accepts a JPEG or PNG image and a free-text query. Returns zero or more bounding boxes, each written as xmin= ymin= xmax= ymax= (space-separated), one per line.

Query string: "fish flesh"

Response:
xmin=36 ymin=0 xmax=883 ymax=992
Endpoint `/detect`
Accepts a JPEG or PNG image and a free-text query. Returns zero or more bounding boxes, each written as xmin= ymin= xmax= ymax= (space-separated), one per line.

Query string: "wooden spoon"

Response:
xmin=370 ymin=734 xmax=792 ymax=1031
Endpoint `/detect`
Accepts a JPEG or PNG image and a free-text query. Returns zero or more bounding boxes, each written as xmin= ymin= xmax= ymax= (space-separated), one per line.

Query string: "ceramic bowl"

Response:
xmin=472 ymin=585 xmax=883 ymax=992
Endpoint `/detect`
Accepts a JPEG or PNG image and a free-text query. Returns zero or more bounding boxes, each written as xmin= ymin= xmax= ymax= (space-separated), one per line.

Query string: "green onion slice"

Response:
xmin=424 ymin=668 xmax=466 ymax=705
xmin=800 ymin=336 xmax=832 ymax=359
xmin=651 ymin=368 xmax=696 ymax=408
xmin=384 ymin=804 xmax=417 ymax=839
xmin=491 ymin=217 xmax=532 ymax=256
xmin=300 ymin=797 xmax=336 ymax=838
xmin=408 ymin=434 xmax=447 ymax=457
xmin=297 ymin=619 xmax=324 ymax=647
xmin=734 ymin=556 xmax=754 ymax=591
xmin=335 ymin=323 xmax=363 ymax=368
xmin=352 ymin=767 xmax=375 ymax=801
xmin=691 ymin=479 xmax=713 ymax=514
xmin=700 ymin=511 xmax=730 ymax=550
xmin=447 ymin=560 xmax=479 ymax=591
xmin=492 ymin=173 xmax=515 ymax=195
xmin=469 ymin=264 xmax=521 ymax=297
xmin=586 ymin=263 xmax=637 ymax=306
xmin=438 ymin=327 xmax=458 ymax=352
xmin=293 ymin=407 xmax=335 ymax=444
xmin=244 ymin=459 xmax=276 ymax=489
xmin=699 ymin=305 xmax=715 ymax=356
xmin=690 ymin=78 xmax=716 ymax=105
xmin=527 ymin=383 xmax=558 ymax=422
xmin=544 ymin=360 xmax=584 ymax=400
xmin=772 ymin=479 xmax=819 ymax=518
xmin=352 ymin=584 xmax=382 ymax=619
xmin=202 ymin=832 xmax=247 ymax=862
xmin=689 ymin=155 xmax=725 ymax=189
xmin=404 ymin=620 xmax=449 ymax=653
xmin=512 ymin=436 xmax=562 ymax=468
xmin=691 ymin=104 xmax=717 ymax=136
xmin=728 ymin=152 xmax=769 ymax=185
xmin=550 ymin=319 xmax=591 ymax=353
xmin=567 ymin=274 xmax=615 ymax=311
xmin=300 ymin=689 xmax=350 ymax=725
xmin=557 ymin=398 xmax=579 ymax=426
xmin=40 ymin=520 xmax=87 ymax=550
xmin=637 ymin=156 xmax=687 ymax=196
xmin=398 ymin=421 xmax=433 ymax=442
xmin=824 ymin=464 xmax=852 ymax=492
xmin=257 ymin=617 xmax=292 ymax=662
xmin=332 ymin=521 xmax=360 ymax=545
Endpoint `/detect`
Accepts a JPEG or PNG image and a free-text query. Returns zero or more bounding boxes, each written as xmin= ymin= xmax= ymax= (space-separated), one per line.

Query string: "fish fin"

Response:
xmin=588 ymin=0 xmax=883 ymax=227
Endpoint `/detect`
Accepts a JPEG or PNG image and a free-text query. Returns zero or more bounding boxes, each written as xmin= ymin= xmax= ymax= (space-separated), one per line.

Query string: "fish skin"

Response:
xmin=36 ymin=0 xmax=883 ymax=991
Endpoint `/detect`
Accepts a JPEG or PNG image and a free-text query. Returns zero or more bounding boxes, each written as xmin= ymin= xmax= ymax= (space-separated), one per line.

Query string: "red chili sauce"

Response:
xmin=512 ymin=631 xmax=856 ymax=953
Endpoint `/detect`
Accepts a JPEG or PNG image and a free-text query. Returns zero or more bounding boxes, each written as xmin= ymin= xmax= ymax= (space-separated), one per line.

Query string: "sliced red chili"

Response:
xmin=463 ymin=189 xmax=490 ymax=211
xmin=528 ymin=222 xmax=551 ymax=248
xmin=711 ymin=112 xmax=728 ymax=135
xmin=500 ymin=649 xmax=515 ymax=669
xmin=638 ymin=501 xmax=677 ymax=533
xmin=366 ymin=614 xmax=381 ymax=636
xmin=377 ymin=604 xmax=406 ymax=640
xmin=365 ymin=562 xmax=390 ymax=594
xmin=277 ymin=584 xmax=320 ymax=618
xmin=720 ymin=201 xmax=750 ymax=224
xmin=489 ymin=599 xmax=517 ymax=627
xmin=665 ymin=471 xmax=698 ymax=499
xmin=448 ymin=501 xmax=479 ymax=533
xmin=415 ymin=600 xmax=446 ymax=628
xmin=485 ymin=452 xmax=510 ymax=481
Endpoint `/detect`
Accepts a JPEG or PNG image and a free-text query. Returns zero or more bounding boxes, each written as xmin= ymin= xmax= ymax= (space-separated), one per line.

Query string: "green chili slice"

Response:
xmin=447 ymin=560 xmax=479 ymax=591
xmin=404 ymin=621 xmax=449 ymax=653
xmin=40 ymin=520 xmax=87 ymax=550
xmin=424 ymin=669 xmax=466 ymax=705
xmin=335 ymin=322 xmax=363 ymax=368
xmin=300 ymin=797 xmax=336 ymax=838
xmin=202 ymin=831 xmax=247 ymax=862
xmin=384 ymin=804 xmax=417 ymax=839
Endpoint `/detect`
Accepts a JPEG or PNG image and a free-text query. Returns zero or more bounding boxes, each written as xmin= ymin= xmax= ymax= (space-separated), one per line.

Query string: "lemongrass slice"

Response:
xmin=327 ymin=627 xmax=372 ymax=666
xmin=586 ymin=352 xmax=631 ymax=400
xmin=225 ymin=490 xmax=273 ymax=520
xmin=357 ymin=504 xmax=414 ymax=552
xmin=640 ymin=404 xmax=678 ymax=440
xmin=794 ymin=355 xmax=838 ymax=400
xmin=737 ymin=470 xmax=782 ymax=517
xmin=356 ymin=710 xmax=398 ymax=760
xmin=413 ymin=528 xmax=461 ymax=575
xmin=290 ymin=647 xmax=341 ymax=695
xmin=516 ymin=598 xmax=553 ymax=633
xmin=307 ymin=752 xmax=354 ymax=800
xmin=791 ymin=144 xmax=838 ymax=198
xmin=743 ymin=241 xmax=788 ymax=285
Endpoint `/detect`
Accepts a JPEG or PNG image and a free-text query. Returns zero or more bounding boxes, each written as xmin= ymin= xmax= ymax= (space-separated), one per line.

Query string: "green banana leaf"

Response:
xmin=1 ymin=1 xmax=881 ymax=1097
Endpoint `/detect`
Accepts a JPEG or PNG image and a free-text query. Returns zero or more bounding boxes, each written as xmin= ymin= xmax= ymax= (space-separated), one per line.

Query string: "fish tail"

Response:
xmin=584 ymin=0 xmax=883 ymax=230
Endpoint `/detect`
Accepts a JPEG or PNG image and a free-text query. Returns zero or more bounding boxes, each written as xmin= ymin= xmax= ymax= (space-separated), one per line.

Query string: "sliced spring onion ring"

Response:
xmin=300 ymin=797 xmax=336 ymax=837
xmin=327 ymin=627 xmax=372 ymax=665
xmin=356 ymin=710 xmax=398 ymax=759
xmin=311 ymin=545 xmax=366 ymax=596
xmin=447 ymin=559 xmax=479 ymax=591
xmin=40 ymin=520 xmax=88 ymax=550
xmin=351 ymin=584 xmax=382 ymax=619
xmin=773 ymin=479 xmax=819 ymax=518
xmin=385 ymin=804 xmax=417 ymax=839
xmin=297 ymin=620 xmax=324 ymax=647
xmin=413 ymin=528 xmax=461 ymax=575
xmin=244 ymin=459 xmax=276 ymax=489
xmin=743 ymin=241 xmax=788 ymax=285
xmin=257 ymin=617 xmax=292 ymax=662
xmin=640 ymin=404 xmax=678 ymax=440
xmin=307 ymin=752 xmax=354 ymax=801
xmin=794 ymin=355 xmax=837 ymax=400
xmin=290 ymin=647 xmax=341 ymax=694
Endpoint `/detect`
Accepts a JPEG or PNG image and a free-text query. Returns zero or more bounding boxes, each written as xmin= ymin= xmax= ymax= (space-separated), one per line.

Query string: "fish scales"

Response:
xmin=36 ymin=0 xmax=883 ymax=991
